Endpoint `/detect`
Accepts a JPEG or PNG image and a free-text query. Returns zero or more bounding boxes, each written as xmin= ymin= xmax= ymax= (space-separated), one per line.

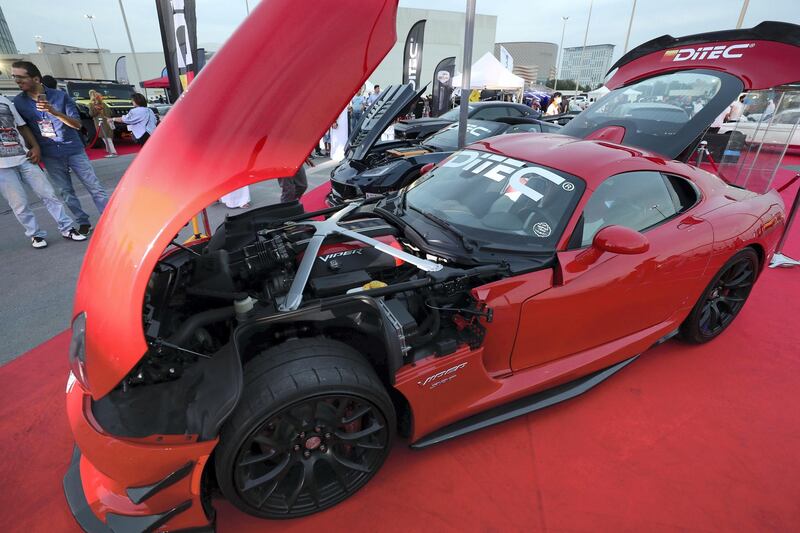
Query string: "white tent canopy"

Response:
xmin=587 ymin=85 xmax=610 ymax=101
xmin=452 ymin=52 xmax=525 ymax=90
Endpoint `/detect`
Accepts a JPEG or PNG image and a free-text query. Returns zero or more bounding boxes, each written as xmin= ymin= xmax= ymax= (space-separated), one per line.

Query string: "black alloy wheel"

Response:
xmin=215 ymin=338 xmax=395 ymax=519
xmin=234 ymin=394 xmax=390 ymax=517
xmin=680 ymin=248 xmax=758 ymax=343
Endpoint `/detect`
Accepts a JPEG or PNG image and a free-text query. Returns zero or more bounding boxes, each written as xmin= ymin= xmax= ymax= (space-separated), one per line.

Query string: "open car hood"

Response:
xmin=348 ymin=83 xmax=427 ymax=161
xmin=605 ymin=21 xmax=800 ymax=91
xmin=560 ymin=21 xmax=800 ymax=159
xmin=74 ymin=0 xmax=399 ymax=399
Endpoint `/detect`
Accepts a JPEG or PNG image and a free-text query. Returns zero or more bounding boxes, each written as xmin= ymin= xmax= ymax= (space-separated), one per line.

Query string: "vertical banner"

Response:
xmin=114 ymin=56 xmax=129 ymax=83
xmin=155 ymin=0 xmax=199 ymax=102
xmin=431 ymin=56 xmax=455 ymax=117
xmin=402 ymin=20 xmax=426 ymax=90
xmin=499 ymin=45 xmax=514 ymax=71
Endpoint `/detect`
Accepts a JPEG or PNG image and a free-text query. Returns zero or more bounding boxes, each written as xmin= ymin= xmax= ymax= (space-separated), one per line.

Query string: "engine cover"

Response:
xmin=311 ymin=234 xmax=403 ymax=277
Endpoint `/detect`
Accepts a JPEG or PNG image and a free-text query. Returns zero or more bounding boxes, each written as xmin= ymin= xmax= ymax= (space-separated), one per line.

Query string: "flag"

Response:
xmin=431 ymin=56 xmax=455 ymax=117
xmin=402 ymin=20 xmax=426 ymax=90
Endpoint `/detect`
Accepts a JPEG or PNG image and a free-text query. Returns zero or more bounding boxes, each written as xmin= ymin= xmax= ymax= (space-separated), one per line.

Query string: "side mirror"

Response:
xmin=593 ymin=225 xmax=649 ymax=255
xmin=568 ymin=225 xmax=649 ymax=272
xmin=419 ymin=162 xmax=435 ymax=175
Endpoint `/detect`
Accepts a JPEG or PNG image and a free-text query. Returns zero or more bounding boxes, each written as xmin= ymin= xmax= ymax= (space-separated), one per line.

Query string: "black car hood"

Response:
xmin=397 ymin=117 xmax=453 ymax=128
xmin=348 ymin=84 xmax=427 ymax=161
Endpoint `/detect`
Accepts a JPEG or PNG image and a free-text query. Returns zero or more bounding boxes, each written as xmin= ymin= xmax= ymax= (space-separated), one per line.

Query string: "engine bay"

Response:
xmin=130 ymin=199 xmax=509 ymax=392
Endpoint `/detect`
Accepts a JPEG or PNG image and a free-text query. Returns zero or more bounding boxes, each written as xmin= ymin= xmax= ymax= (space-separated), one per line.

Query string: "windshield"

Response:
xmin=422 ymin=120 xmax=507 ymax=151
xmin=405 ymin=149 xmax=585 ymax=250
xmin=66 ymin=82 xmax=135 ymax=100
xmin=561 ymin=69 xmax=743 ymax=158
xmin=439 ymin=105 xmax=474 ymax=121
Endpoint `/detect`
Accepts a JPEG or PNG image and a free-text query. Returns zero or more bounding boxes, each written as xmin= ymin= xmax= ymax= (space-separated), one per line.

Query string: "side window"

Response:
xmin=506 ymin=106 xmax=528 ymax=118
xmin=579 ymin=171 xmax=679 ymax=247
xmin=472 ymin=106 xmax=510 ymax=120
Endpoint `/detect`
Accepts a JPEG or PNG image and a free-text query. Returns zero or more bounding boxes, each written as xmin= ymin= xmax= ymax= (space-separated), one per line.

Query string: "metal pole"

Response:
xmin=623 ymin=0 xmax=637 ymax=53
xmin=736 ymin=0 xmax=750 ymax=29
xmin=554 ymin=16 xmax=568 ymax=92
xmin=577 ymin=0 xmax=593 ymax=96
xmin=117 ymin=0 xmax=143 ymax=87
xmin=457 ymin=0 xmax=477 ymax=149
xmin=85 ymin=15 xmax=101 ymax=50
xmin=770 ymin=173 xmax=800 ymax=268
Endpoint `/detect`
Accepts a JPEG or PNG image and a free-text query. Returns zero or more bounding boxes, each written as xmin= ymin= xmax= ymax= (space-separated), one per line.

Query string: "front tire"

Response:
xmin=215 ymin=338 xmax=395 ymax=519
xmin=680 ymin=248 xmax=758 ymax=343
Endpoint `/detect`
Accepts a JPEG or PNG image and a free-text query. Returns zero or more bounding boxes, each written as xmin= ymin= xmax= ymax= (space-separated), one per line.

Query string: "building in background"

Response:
xmin=0 ymin=7 xmax=497 ymax=97
xmin=0 ymin=40 xmax=170 ymax=95
xmin=0 ymin=6 xmax=18 ymax=54
xmin=493 ymin=41 xmax=557 ymax=86
xmin=559 ymin=44 xmax=615 ymax=89
xmin=369 ymin=7 xmax=497 ymax=93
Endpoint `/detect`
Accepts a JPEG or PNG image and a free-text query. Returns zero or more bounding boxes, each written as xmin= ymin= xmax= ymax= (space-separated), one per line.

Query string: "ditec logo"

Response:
xmin=661 ymin=43 xmax=755 ymax=62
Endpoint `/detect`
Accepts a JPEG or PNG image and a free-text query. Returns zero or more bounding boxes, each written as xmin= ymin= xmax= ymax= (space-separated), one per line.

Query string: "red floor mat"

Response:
xmin=1 ymin=172 xmax=798 ymax=532
xmin=85 ymin=139 xmax=141 ymax=161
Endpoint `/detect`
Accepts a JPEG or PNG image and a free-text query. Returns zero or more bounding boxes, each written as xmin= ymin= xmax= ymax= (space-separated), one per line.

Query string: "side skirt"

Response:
xmin=410 ymin=356 xmax=638 ymax=449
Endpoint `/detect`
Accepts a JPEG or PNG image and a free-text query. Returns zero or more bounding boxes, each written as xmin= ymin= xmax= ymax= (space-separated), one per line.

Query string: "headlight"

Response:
xmin=69 ymin=312 xmax=90 ymax=390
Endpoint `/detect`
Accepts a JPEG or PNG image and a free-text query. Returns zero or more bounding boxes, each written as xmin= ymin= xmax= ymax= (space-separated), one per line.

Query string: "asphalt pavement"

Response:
xmin=0 ymin=153 xmax=334 ymax=365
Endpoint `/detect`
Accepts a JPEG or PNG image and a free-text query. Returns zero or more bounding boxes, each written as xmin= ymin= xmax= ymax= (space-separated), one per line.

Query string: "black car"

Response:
xmin=329 ymin=85 xmax=560 ymax=205
xmin=394 ymin=100 xmax=541 ymax=140
xmin=540 ymin=111 xmax=581 ymax=126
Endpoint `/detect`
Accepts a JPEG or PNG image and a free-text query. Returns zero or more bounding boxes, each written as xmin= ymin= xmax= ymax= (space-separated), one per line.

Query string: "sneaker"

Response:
xmin=78 ymin=224 xmax=92 ymax=236
xmin=104 ymin=153 xmax=118 ymax=158
xmin=31 ymin=237 xmax=48 ymax=249
xmin=62 ymin=228 xmax=87 ymax=242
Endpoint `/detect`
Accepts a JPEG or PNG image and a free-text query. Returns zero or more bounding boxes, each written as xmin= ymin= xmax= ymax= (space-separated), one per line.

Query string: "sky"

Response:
xmin=3 ymin=0 xmax=800 ymax=62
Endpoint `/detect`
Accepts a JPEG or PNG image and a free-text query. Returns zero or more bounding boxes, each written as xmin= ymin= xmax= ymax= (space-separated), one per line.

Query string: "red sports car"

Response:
xmin=63 ymin=1 xmax=797 ymax=530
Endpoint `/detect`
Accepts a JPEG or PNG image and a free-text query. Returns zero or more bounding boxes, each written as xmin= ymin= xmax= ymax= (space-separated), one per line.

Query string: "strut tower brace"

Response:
xmin=278 ymin=202 xmax=443 ymax=312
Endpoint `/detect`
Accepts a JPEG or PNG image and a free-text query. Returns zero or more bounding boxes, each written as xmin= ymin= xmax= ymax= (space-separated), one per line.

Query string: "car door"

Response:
xmin=510 ymin=171 xmax=714 ymax=372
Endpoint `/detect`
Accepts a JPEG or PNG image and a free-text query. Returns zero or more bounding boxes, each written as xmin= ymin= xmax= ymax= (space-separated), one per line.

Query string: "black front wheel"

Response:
xmin=215 ymin=338 xmax=395 ymax=519
xmin=680 ymin=248 xmax=758 ymax=343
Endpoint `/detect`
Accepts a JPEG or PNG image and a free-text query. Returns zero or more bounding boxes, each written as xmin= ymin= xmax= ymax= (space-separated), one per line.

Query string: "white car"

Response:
xmin=719 ymin=110 xmax=800 ymax=148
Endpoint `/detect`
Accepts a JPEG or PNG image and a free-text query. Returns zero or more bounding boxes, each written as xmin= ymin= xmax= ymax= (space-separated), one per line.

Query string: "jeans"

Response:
xmin=0 ymin=161 xmax=75 ymax=238
xmin=350 ymin=111 xmax=363 ymax=132
xmin=278 ymin=166 xmax=308 ymax=203
xmin=41 ymin=151 xmax=109 ymax=226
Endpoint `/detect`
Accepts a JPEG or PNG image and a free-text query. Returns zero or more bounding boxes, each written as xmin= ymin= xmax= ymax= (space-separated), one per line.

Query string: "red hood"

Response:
xmin=606 ymin=21 xmax=800 ymax=90
xmin=75 ymin=0 xmax=399 ymax=399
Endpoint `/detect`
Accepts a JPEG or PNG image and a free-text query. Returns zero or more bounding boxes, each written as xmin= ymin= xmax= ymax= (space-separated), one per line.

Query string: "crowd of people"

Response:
xmin=0 ymin=60 xmax=167 ymax=249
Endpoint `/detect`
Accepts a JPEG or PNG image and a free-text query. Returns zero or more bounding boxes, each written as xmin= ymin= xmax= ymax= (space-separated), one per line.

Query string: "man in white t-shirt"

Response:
xmin=727 ymin=94 xmax=746 ymax=122
xmin=0 ymin=95 xmax=85 ymax=248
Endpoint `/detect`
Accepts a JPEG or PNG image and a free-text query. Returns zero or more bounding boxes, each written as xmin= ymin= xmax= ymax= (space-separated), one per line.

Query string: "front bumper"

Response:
xmin=64 ymin=375 xmax=217 ymax=532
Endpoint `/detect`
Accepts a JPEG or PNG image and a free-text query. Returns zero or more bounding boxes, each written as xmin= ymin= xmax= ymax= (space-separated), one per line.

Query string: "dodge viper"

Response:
xmin=330 ymin=83 xmax=561 ymax=204
xmin=62 ymin=1 xmax=798 ymax=530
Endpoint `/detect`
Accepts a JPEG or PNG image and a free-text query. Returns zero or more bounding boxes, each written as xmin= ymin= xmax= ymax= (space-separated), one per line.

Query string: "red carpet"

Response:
xmin=1 ymin=171 xmax=798 ymax=532
xmin=85 ymin=139 xmax=141 ymax=161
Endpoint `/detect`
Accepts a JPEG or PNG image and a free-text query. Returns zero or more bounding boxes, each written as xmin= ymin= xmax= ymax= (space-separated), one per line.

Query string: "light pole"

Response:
xmin=554 ymin=16 xmax=568 ymax=92
xmin=84 ymin=14 xmax=101 ymax=50
xmin=577 ymin=0 xmax=594 ymax=96
xmin=623 ymin=0 xmax=637 ymax=54
xmin=736 ymin=0 xmax=750 ymax=29
xmin=117 ymin=1 xmax=143 ymax=87
xmin=457 ymin=0 xmax=477 ymax=149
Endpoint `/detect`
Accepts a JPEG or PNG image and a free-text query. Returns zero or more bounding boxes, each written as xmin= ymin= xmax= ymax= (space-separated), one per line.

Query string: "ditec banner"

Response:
xmin=402 ymin=20 xmax=426 ymax=90
xmin=156 ymin=0 xmax=199 ymax=102
xmin=431 ymin=56 xmax=455 ymax=117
